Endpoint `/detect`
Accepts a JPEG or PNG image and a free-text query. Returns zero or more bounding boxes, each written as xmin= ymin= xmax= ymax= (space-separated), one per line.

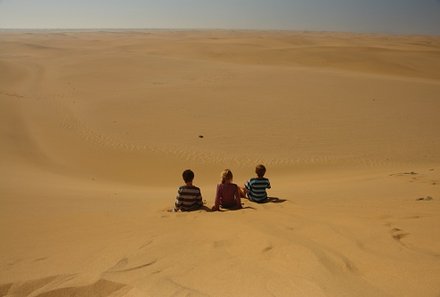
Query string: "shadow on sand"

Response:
xmin=242 ymin=196 xmax=287 ymax=204
xmin=218 ymin=205 xmax=256 ymax=212
xmin=196 ymin=205 xmax=257 ymax=212
xmin=265 ymin=197 xmax=287 ymax=203
xmin=169 ymin=199 xmax=285 ymax=213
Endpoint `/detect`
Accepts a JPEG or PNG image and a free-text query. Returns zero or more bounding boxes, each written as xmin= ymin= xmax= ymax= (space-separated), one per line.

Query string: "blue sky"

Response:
xmin=0 ymin=0 xmax=439 ymax=35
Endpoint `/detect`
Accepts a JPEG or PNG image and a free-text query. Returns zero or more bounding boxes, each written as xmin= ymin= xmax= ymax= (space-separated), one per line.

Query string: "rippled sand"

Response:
xmin=1 ymin=30 xmax=440 ymax=297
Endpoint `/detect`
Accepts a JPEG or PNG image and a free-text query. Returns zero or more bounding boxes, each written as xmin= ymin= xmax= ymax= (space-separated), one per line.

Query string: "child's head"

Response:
xmin=182 ymin=169 xmax=195 ymax=184
xmin=255 ymin=164 xmax=266 ymax=178
xmin=221 ymin=169 xmax=233 ymax=184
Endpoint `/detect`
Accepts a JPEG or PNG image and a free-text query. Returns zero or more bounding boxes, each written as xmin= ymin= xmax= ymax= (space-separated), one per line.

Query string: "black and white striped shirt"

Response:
xmin=175 ymin=185 xmax=203 ymax=211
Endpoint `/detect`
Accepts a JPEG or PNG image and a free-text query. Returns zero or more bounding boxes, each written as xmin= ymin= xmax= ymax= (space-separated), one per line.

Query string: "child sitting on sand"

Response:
xmin=174 ymin=169 xmax=203 ymax=212
xmin=212 ymin=169 xmax=243 ymax=211
xmin=243 ymin=164 xmax=271 ymax=203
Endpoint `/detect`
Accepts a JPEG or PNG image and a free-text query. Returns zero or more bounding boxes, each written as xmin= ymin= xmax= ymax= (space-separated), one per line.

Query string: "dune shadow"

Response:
xmin=0 ymin=283 xmax=13 ymax=297
xmin=0 ymin=276 xmax=128 ymax=297
xmin=35 ymin=279 xmax=127 ymax=297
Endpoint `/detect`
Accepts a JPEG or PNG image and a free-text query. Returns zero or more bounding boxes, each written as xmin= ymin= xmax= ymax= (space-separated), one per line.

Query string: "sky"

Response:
xmin=0 ymin=0 xmax=440 ymax=35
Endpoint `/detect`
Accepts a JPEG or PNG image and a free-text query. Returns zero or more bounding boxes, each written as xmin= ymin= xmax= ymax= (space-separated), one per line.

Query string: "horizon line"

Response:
xmin=1 ymin=27 xmax=439 ymax=37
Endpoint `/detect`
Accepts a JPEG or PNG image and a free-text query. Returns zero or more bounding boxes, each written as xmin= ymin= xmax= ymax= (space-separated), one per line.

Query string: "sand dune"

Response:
xmin=1 ymin=31 xmax=440 ymax=297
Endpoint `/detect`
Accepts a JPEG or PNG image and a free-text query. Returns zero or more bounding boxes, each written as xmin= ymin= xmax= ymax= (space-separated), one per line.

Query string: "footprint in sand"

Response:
xmin=390 ymin=171 xmax=417 ymax=176
xmin=107 ymin=257 xmax=157 ymax=273
xmin=139 ymin=240 xmax=153 ymax=250
xmin=391 ymin=170 xmax=439 ymax=187
xmin=262 ymin=245 xmax=273 ymax=253
xmin=416 ymin=196 xmax=433 ymax=201
xmin=0 ymin=91 xmax=25 ymax=99
xmin=391 ymin=227 xmax=410 ymax=241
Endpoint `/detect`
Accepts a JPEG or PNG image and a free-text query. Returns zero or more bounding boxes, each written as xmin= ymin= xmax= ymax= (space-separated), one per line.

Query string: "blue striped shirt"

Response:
xmin=245 ymin=178 xmax=271 ymax=202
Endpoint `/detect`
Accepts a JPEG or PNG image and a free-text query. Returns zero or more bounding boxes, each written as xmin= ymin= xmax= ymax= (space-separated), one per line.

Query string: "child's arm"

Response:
xmin=196 ymin=189 xmax=203 ymax=206
xmin=174 ymin=188 xmax=182 ymax=211
xmin=235 ymin=186 xmax=243 ymax=208
xmin=212 ymin=184 xmax=221 ymax=211
xmin=245 ymin=180 xmax=251 ymax=192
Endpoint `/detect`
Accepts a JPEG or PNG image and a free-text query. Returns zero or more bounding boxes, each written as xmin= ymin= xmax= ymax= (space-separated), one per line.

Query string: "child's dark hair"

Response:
xmin=182 ymin=169 xmax=194 ymax=183
xmin=255 ymin=164 xmax=266 ymax=178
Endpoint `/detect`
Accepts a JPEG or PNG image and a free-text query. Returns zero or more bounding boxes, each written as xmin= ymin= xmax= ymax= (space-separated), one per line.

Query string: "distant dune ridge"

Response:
xmin=1 ymin=31 xmax=439 ymax=297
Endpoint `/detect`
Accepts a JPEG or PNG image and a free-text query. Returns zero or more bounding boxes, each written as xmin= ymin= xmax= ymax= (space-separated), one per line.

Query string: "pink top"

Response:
xmin=214 ymin=183 xmax=242 ymax=209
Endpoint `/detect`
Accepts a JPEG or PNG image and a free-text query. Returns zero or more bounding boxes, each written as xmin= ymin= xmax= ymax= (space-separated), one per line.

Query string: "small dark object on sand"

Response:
xmin=198 ymin=135 xmax=204 ymax=139
xmin=416 ymin=196 xmax=433 ymax=201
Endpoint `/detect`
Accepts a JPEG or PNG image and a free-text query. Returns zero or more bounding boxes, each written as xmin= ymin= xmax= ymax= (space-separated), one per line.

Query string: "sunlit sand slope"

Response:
xmin=1 ymin=31 xmax=439 ymax=297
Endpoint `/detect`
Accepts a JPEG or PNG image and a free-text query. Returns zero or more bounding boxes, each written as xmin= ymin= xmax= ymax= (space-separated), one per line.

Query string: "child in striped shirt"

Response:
xmin=243 ymin=164 xmax=271 ymax=203
xmin=174 ymin=169 xmax=203 ymax=212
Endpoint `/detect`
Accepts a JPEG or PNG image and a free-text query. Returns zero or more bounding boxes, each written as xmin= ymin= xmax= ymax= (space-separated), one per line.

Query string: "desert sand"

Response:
xmin=1 ymin=30 xmax=440 ymax=297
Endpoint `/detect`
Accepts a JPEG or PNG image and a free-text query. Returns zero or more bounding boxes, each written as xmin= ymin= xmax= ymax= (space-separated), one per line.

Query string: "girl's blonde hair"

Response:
xmin=221 ymin=169 xmax=233 ymax=184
